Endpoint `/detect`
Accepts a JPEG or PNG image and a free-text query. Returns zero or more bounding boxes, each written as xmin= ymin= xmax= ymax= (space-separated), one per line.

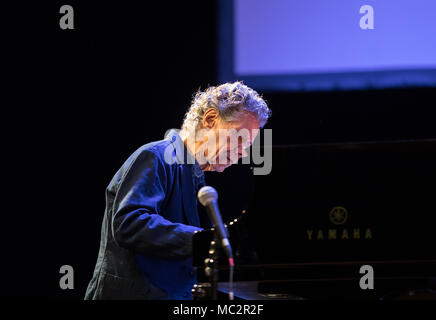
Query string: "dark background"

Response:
xmin=8 ymin=1 xmax=435 ymax=299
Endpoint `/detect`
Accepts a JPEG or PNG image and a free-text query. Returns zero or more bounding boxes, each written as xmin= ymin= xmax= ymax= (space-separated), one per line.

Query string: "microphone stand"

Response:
xmin=197 ymin=186 xmax=234 ymax=300
xmin=205 ymin=229 xmax=220 ymax=300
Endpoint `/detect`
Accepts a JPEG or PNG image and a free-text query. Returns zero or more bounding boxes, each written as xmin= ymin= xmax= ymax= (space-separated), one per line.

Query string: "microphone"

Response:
xmin=197 ymin=186 xmax=234 ymax=266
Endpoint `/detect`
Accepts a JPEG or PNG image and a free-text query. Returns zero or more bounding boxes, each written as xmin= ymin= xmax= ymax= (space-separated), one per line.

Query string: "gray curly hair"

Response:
xmin=180 ymin=81 xmax=271 ymax=134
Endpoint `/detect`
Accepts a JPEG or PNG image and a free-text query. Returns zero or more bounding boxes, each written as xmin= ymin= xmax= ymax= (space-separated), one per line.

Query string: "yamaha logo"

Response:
xmin=306 ymin=206 xmax=373 ymax=241
xmin=329 ymin=206 xmax=348 ymax=225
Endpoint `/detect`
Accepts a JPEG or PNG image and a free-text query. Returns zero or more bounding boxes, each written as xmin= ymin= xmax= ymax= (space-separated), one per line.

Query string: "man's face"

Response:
xmin=201 ymin=112 xmax=260 ymax=172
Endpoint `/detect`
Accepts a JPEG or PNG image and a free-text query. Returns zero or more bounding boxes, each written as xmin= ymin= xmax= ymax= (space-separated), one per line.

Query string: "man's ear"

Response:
xmin=202 ymin=108 xmax=220 ymax=129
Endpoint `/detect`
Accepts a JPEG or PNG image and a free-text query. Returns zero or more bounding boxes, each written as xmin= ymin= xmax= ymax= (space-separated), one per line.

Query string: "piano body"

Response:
xmin=192 ymin=139 xmax=436 ymax=300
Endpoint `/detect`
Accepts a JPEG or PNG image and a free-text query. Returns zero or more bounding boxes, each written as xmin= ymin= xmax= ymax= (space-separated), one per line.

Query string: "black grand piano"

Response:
xmin=192 ymin=139 xmax=436 ymax=300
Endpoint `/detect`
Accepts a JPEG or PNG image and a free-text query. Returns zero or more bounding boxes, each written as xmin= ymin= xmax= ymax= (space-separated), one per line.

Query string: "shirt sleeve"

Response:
xmin=111 ymin=148 xmax=202 ymax=259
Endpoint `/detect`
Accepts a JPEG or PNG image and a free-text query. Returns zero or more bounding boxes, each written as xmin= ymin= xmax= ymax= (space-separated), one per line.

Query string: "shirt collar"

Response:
xmin=165 ymin=129 xmax=206 ymax=189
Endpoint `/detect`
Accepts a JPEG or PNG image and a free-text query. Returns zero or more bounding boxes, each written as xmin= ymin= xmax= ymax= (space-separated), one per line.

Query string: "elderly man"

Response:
xmin=85 ymin=81 xmax=271 ymax=300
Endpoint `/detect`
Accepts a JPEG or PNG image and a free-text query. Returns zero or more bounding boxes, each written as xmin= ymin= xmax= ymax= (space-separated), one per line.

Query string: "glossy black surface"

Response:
xmin=193 ymin=139 xmax=436 ymax=299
